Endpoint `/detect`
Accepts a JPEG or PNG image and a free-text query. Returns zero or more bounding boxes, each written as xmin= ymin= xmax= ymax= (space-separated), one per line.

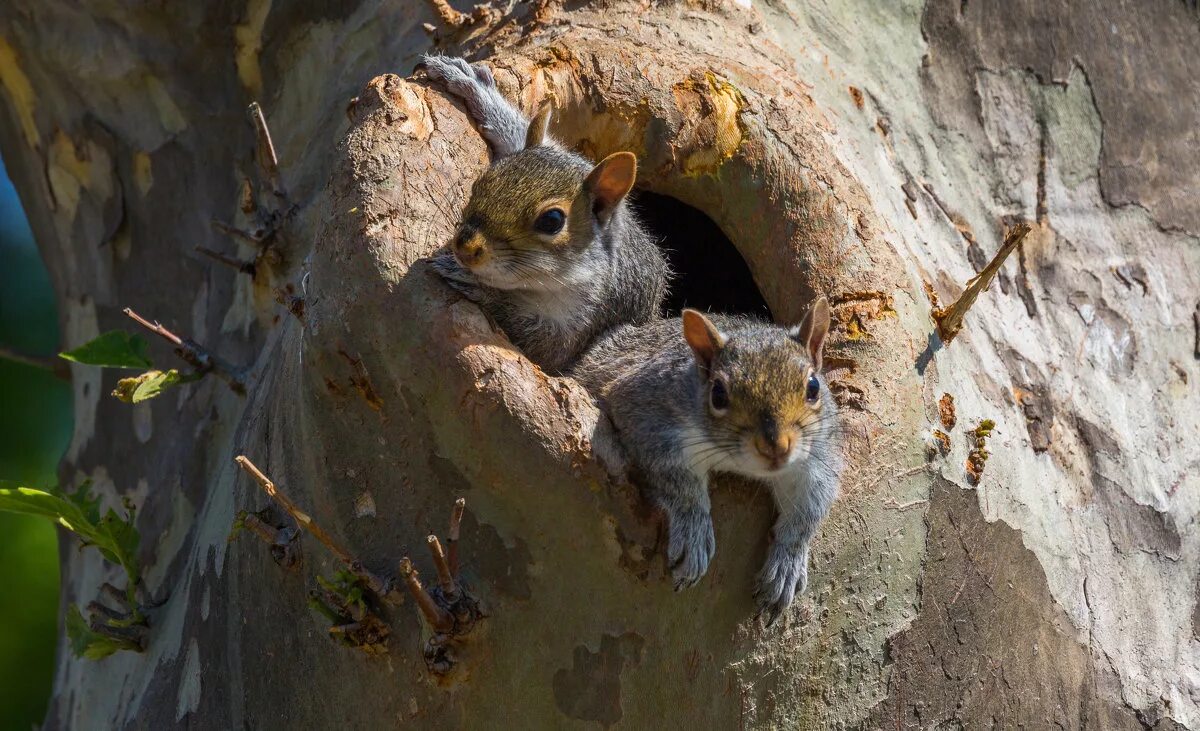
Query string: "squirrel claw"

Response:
xmin=664 ymin=506 xmax=715 ymax=591
xmin=753 ymin=542 xmax=808 ymax=625
xmin=754 ymin=605 xmax=783 ymax=628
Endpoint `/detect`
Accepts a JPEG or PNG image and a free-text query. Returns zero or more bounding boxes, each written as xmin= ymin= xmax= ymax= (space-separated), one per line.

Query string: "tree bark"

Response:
xmin=0 ymin=0 xmax=1196 ymax=728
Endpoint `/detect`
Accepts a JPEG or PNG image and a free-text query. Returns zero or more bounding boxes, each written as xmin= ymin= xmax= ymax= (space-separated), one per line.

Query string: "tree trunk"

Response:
xmin=1 ymin=0 xmax=1196 ymax=728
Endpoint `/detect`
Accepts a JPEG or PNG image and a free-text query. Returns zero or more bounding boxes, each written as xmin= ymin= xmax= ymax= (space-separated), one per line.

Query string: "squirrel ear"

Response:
xmin=682 ymin=309 xmax=727 ymax=374
xmin=790 ymin=297 xmax=831 ymax=371
xmin=585 ymin=152 xmax=637 ymax=222
xmin=525 ymin=102 xmax=552 ymax=149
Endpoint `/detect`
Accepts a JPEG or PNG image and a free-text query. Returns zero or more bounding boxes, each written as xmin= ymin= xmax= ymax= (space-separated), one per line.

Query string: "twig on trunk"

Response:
xmin=239 ymin=176 xmax=257 ymax=214
xmin=424 ymin=0 xmax=469 ymax=27
xmin=210 ymin=218 xmax=265 ymax=245
xmin=87 ymin=617 xmax=147 ymax=651
xmin=99 ymin=582 xmax=130 ymax=608
xmin=931 ymin=222 xmax=1032 ymax=344
xmin=123 ymin=307 xmax=183 ymax=347
xmin=247 ymin=102 xmax=287 ymax=200
xmin=234 ymin=456 xmax=351 ymax=562
xmin=195 ymin=245 xmax=257 ymax=277
xmin=447 ymin=497 xmax=465 ymax=577
xmin=427 ymin=535 xmax=457 ymax=600
xmin=0 ymin=345 xmax=71 ymax=380
xmin=85 ymin=601 xmax=129 ymax=624
xmin=399 ymin=557 xmax=454 ymax=632
xmin=234 ymin=455 xmax=391 ymax=597
xmin=123 ymin=307 xmax=246 ymax=394
xmin=235 ymin=511 xmax=301 ymax=569
xmin=327 ymin=621 xmax=362 ymax=635
xmin=1193 ymin=302 xmax=1199 ymax=360
xmin=240 ymin=511 xmax=285 ymax=545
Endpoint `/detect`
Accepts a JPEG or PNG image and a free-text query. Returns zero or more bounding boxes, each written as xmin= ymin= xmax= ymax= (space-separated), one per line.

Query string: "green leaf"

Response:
xmin=59 ymin=331 xmax=153 ymax=369
xmin=65 ymin=605 xmax=137 ymax=660
xmin=111 ymin=369 xmax=183 ymax=403
xmin=0 ymin=481 xmax=140 ymax=586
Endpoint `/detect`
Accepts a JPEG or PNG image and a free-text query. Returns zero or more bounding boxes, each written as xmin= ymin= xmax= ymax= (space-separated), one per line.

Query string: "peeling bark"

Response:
xmin=0 ymin=0 xmax=1195 ymax=728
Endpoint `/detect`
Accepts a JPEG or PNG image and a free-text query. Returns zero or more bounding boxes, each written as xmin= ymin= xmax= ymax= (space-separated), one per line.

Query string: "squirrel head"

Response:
xmin=450 ymin=104 xmax=638 ymax=291
xmin=681 ymin=298 xmax=835 ymax=476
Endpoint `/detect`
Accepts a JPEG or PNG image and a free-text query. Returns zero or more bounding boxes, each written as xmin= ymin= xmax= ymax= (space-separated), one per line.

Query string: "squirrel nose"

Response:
xmin=754 ymin=433 xmax=793 ymax=464
xmin=453 ymin=230 xmax=487 ymax=267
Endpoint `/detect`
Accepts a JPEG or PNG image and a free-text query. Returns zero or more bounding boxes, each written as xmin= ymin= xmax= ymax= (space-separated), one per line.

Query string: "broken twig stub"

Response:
xmin=400 ymin=557 xmax=454 ymax=632
xmin=931 ymin=222 xmax=1032 ymax=344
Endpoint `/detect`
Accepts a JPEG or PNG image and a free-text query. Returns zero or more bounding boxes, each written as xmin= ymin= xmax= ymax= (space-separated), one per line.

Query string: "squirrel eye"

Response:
xmin=805 ymin=374 xmax=820 ymax=402
xmin=533 ymin=208 xmax=566 ymax=235
xmin=709 ymin=378 xmax=730 ymax=414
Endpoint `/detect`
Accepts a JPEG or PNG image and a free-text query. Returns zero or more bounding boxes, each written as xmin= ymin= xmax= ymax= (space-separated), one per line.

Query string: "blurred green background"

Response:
xmin=0 ymin=156 xmax=71 ymax=729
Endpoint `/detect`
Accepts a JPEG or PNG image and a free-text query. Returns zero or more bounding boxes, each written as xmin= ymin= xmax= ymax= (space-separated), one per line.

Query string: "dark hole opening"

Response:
xmin=632 ymin=191 xmax=771 ymax=318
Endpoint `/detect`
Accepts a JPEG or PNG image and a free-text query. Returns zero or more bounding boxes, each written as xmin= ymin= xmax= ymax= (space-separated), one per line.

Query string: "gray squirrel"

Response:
xmin=571 ymin=299 xmax=841 ymax=623
xmin=420 ymin=55 xmax=668 ymax=374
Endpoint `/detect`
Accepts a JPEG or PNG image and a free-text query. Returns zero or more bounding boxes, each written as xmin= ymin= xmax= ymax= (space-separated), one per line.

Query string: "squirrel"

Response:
xmin=570 ymin=298 xmax=841 ymax=624
xmin=420 ymin=55 xmax=669 ymax=374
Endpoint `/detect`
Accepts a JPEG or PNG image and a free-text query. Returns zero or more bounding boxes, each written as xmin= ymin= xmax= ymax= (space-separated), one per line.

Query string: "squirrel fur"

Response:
xmin=571 ymin=299 xmax=841 ymax=624
xmin=421 ymin=55 xmax=668 ymax=374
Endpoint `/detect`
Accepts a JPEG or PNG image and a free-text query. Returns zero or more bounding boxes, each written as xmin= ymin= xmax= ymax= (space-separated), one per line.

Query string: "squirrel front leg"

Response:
xmin=420 ymin=55 xmax=529 ymax=158
xmin=642 ymin=466 xmax=716 ymax=591
xmin=755 ymin=467 xmax=837 ymax=625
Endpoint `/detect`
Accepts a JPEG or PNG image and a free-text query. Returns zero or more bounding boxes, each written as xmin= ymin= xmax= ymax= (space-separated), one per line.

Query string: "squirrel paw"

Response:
xmin=665 ymin=506 xmax=716 ymax=591
xmin=422 ymin=54 xmax=496 ymax=91
xmin=753 ymin=542 xmax=808 ymax=626
xmin=420 ymin=54 xmax=525 ymax=157
xmin=430 ymin=253 xmax=482 ymax=299
xmin=420 ymin=55 xmax=500 ymax=123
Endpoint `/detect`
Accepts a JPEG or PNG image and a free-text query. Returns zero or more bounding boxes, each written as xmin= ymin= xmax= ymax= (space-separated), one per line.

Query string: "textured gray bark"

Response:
xmin=0 ymin=0 xmax=1195 ymax=728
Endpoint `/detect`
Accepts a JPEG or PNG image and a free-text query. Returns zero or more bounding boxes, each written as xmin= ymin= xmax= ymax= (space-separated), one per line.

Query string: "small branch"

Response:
xmin=123 ymin=307 xmax=183 ymax=347
xmin=85 ymin=601 xmax=128 ymax=624
xmin=99 ymin=582 xmax=130 ymax=608
xmin=448 ymin=497 xmax=465 ymax=577
xmin=234 ymin=456 xmax=352 ymax=565
xmin=1193 ymin=302 xmax=1199 ymax=360
xmin=427 ymin=535 xmax=457 ymax=600
xmin=0 ymin=345 xmax=71 ymax=380
xmin=425 ymin=0 xmax=469 ymax=27
xmin=399 ymin=557 xmax=453 ymax=632
xmin=210 ymin=218 xmax=265 ymax=245
xmin=327 ymin=621 xmax=362 ymax=635
xmin=247 ymin=102 xmax=287 ymax=200
xmin=307 ymin=592 xmax=345 ymax=624
xmin=239 ymin=176 xmax=257 ymax=214
xmin=932 ymin=222 xmax=1032 ymax=343
xmin=195 ymin=246 xmax=256 ymax=277
xmin=237 ymin=512 xmax=301 ymax=569
xmin=240 ymin=511 xmax=284 ymax=545
xmin=234 ymin=455 xmax=391 ymax=597
xmin=88 ymin=617 xmax=146 ymax=650
xmin=123 ymin=307 xmax=246 ymax=394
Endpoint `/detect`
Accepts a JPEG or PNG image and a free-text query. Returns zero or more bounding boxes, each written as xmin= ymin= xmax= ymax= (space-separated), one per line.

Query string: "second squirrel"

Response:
xmin=571 ymin=299 xmax=841 ymax=624
xmin=421 ymin=55 xmax=668 ymax=374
